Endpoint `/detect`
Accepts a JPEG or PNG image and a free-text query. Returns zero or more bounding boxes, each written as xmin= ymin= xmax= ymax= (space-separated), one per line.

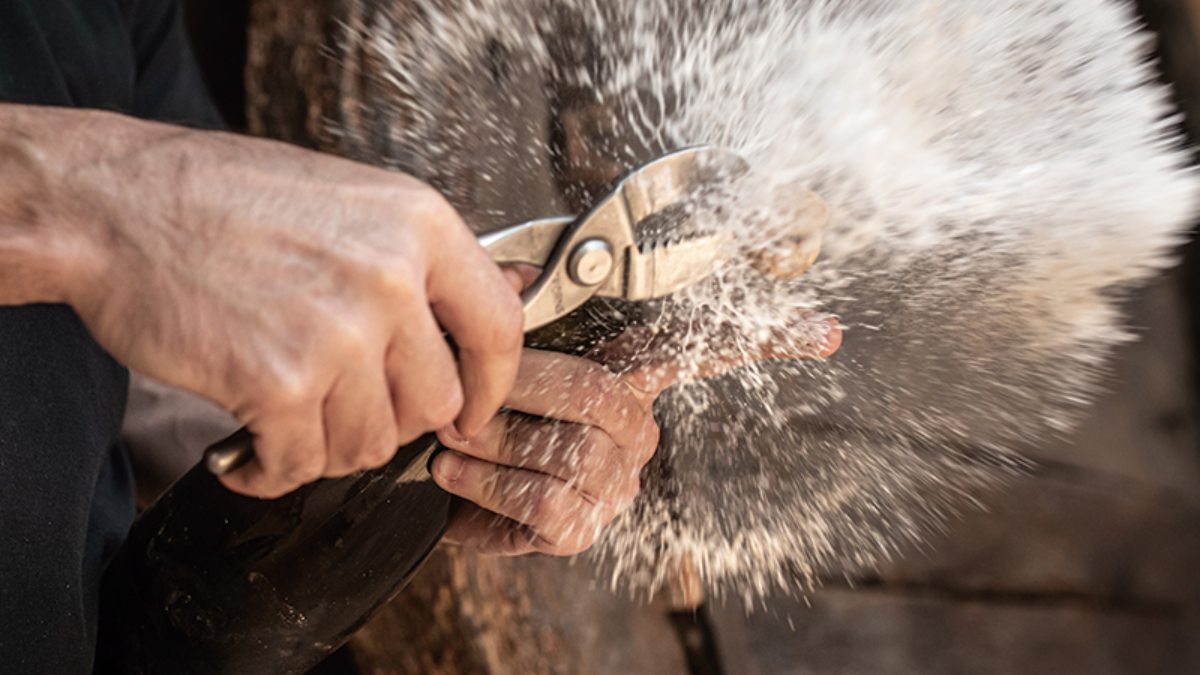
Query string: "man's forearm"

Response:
xmin=0 ymin=100 xmax=529 ymax=499
xmin=0 ymin=104 xmax=214 ymax=309
xmin=0 ymin=104 xmax=125 ymax=306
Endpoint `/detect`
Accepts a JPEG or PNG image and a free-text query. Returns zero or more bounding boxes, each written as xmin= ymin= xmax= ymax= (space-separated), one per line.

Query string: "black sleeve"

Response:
xmin=130 ymin=0 xmax=225 ymax=129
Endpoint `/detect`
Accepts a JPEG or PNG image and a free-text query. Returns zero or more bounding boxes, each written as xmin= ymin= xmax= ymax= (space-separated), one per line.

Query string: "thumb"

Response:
xmin=500 ymin=263 xmax=542 ymax=294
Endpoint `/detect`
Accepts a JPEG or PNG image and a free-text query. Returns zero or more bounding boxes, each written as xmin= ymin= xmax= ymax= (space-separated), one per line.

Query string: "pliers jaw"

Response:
xmin=482 ymin=145 xmax=750 ymax=332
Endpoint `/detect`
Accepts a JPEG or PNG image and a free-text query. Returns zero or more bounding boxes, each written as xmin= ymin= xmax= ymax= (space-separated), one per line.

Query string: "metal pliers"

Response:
xmin=481 ymin=145 xmax=747 ymax=330
xmin=205 ymin=145 xmax=747 ymax=475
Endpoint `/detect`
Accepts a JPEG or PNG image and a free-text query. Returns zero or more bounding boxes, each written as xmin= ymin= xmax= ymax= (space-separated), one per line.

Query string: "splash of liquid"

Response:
xmin=339 ymin=0 xmax=1198 ymax=602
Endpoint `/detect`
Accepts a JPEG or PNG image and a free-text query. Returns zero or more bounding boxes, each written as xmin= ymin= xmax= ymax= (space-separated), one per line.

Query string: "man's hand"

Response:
xmin=432 ymin=349 xmax=660 ymax=556
xmin=431 ymin=315 xmax=842 ymax=556
xmin=0 ymin=105 xmax=524 ymax=498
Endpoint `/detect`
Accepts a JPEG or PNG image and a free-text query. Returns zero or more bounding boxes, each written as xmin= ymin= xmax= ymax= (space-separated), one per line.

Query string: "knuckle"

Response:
xmin=458 ymin=293 xmax=524 ymax=355
xmin=639 ymin=422 xmax=662 ymax=463
xmin=595 ymin=499 xmax=620 ymax=526
xmin=360 ymin=449 xmax=394 ymax=471
xmin=304 ymin=458 xmax=327 ymax=483
xmin=327 ymin=321 xmax=371 ymax=360
xmin=618 ymin=478 xmax=642 ymax=510
xmin=290 ymin=465 xmax=323 ymax=486
xmin=593 ymin=480 xmax=628 ymax=507
xmin=360 ymin=432 xmax=400 ymax=469
xmin=370 ymin=265 xmax=419 ymax=302
xmin=258 ymin=370 xmax=317 ymax=410
xmin=504 ymin=526 xmax=539 ymax=555
xmin=529 ymin=528 xmax=564 ymax=555
xmin=620 ymin=396 xmax=649 ymax=429
xmin=574 ymin=430 xmax=611 ymax=477
xmin=569 ymin=375 xmax=626 ymax=429
xmin=395 ymin=409 xmax=436 ymax=439
xmin=394 ymin=424 xmax=424 ymax=446
xmin=284 ymin=453 xmax=325 ymax=485
xmin=573 ymin=395 xmax=607 ymax=430
xmin=529 ymin=484 xmax=569 ymax=529
xmin=542 ymin=530 xmax=594 ymax=557
xmin=489 ymin=294 xmax=525 ymax=352
xmin=494 ymin=415 xmax=521 ymax=463
xmin=575 ymin=536 xmax=598 ymax=555
xmin=409 ymin=189 xmax=467 ymax=241
xmin=420 ymin=385 xmax=464 ymax=429
xmin=417 ymin=186 xmax=459 ymax=222
xmin=527 ymin=491 xmax=609 ymax=556
xmin=220 ymin=476 xmax=256 ymax=498
xmin=478 ymin=467 xmax=504 ymax=505
xmin=590 ymin=486 xmax=620 ymax=516
xmin=523 ymin=483 xmax=553 ymax=525
xmin=253 ymin=480 xmax=295 ymax=500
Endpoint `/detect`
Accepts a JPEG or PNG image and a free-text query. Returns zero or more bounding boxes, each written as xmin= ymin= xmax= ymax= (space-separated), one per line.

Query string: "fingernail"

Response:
xmin=433 ymin=451 xmax=466 ymax=484
xmin=438 ymin=425 xmax=469 ymax=448
xmin=819 ymin=318 xmax=844 ymax=357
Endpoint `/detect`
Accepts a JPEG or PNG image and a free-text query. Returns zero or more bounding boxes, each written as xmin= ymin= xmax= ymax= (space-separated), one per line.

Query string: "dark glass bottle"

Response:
xmin=96 ymin=433 xmax=453 ymax=674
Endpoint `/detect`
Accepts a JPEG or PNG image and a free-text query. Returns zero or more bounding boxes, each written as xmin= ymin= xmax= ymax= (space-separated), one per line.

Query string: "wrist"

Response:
xmin=0 ymin=107 xmax=82 ymax=304
xmin=0 ymin=106 xmax=169 ymax=307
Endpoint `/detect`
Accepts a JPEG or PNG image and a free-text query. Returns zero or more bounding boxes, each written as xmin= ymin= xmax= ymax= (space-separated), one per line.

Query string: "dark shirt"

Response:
xmin=0 ymin=1 xmax=220 ymax=671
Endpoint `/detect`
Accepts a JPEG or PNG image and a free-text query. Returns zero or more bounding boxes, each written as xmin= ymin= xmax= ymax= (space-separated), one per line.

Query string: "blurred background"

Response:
xmin=179 ymin=1 xmax=1200 ymax=672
